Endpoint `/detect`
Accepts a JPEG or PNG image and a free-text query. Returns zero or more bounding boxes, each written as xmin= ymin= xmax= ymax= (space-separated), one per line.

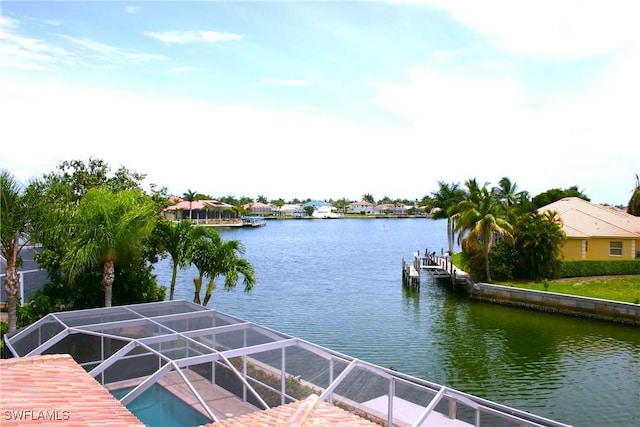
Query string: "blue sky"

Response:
xmin=2 ymin=1 xmax=639 ymax=205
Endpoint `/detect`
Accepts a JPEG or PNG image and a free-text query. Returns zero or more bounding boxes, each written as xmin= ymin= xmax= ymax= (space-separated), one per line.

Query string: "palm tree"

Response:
xmin=455 ymin=186 xmax=513 ymax=282
xmin=190 ymin=229 xmax=256 ymax=306
xmin=0 ymin=171 xmax=32 ymax=332
xmin=62 ymin=187 xmax=157 ymax=307
xmin=430 ymin=181 xmax=466 ymax=255
xmin=183 ymin=189 xmax=198 ymax=221
xmin=362 ymin=193 xmax=375 ymax=204
xmin=154 ymin=219 xmax=206 ymax=300
xmin=494 ymin=177 xmax=519 ymax=208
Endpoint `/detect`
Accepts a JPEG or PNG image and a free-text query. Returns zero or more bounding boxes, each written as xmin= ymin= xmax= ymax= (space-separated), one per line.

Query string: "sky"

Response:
xmin=1 ymin=0 xmax=639 ymax=205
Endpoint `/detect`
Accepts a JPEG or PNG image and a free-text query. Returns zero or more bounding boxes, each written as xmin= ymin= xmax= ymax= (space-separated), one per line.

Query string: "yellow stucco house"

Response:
xmin=539 ymin=197 xmax=640 ymax=260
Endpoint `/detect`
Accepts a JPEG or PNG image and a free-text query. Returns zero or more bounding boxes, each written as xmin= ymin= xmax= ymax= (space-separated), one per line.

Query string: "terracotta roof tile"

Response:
xmin=0 ymin=354 xmax=144 ymax=426
xmin=539 ymin=197 xmax=640 ymax=238
xmin=208 ymin=394 xmax=379 ymax=427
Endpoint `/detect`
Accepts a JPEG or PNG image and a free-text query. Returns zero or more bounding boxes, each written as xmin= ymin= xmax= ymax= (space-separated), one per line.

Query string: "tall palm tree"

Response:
xmin=0 ymin=171 xmax=32 ymax=332
xmin=494 ymin=177 xmax=519 ymax=208
xmin=62 ymin=187 xmax=157 ymax=307
xmin=183 ymin=189 xmax=198 ymax=221
xmin=455 ymin=186 xmax=514 ymax=282
xmin=430 ymin=181 xmax=466 ymax=255
xmin=154 ymin=219 xmax=206 ymax=300
xmin=190 ymin=229 xmax=256 ymax=306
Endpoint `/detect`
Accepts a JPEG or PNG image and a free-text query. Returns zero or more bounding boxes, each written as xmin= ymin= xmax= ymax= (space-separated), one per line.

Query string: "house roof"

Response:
xmin=164 ymin=199 xmax=234 ymax=211
xmin=244 ymin=202 xmax=273 ymax=208
xmin=0 ymin=354 xmax=143 ymax=426
xmin=303 ymin=200 xmax=331 ymax=208
xmin=208 ymin=394 xmax=378 ymax=427
xmin=538 ymin=197 xmax=640 ymax=239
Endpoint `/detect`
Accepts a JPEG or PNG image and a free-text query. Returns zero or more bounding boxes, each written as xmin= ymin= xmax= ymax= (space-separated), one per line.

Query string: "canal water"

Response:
xmin=155 ymin=218 xmax=640 ymax=427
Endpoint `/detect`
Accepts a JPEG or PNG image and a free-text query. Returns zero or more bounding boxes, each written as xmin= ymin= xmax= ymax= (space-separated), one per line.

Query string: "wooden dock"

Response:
xmin=403 ymin=250 xmax=473 ymax=288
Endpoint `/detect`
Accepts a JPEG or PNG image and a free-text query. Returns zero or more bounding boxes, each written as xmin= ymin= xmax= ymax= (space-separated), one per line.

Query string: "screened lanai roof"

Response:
xmin=5 ymin=301 xmax=571 ymax=427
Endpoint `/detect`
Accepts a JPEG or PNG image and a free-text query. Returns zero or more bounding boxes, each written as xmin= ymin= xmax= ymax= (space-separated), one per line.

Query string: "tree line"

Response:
xmin=1 ymin=159 xmax=255 ymax=334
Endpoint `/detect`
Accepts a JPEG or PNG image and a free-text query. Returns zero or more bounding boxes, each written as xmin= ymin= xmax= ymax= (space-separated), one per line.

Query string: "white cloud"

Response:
xmin=0 ymin=16 xmax=70 ymax=71
xmin=55 ymin=34 xmax=165 ymax=67
xmin=0 ymin=78 xmax=415 ymax=201
xmin=125 ymin=5 xmax=141 ymax=14
xmin=413 ymin=0 xmax=640 ymax=61
xmin=370 ymin=47 xmax=639 ymax=204
xmin=145 ymin=30 xmax=242 ymax=44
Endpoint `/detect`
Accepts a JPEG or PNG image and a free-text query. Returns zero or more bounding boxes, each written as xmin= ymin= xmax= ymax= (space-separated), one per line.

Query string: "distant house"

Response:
xmin=538 ymin=197 xmax=640 ymax=260
xmin=163 ymin=198 xmax=237 ymax=223
xmin=244 ymin=202 xmax=277 ymax=216
xmin=304 ymin=200 xmax=330 ymax=208
xmin=376 ymin=203 xmax=408 ymax=215
xmin=347 ymin=201 xmax=377 ymax=214
xmin=279 ymin=204 xmax=306 ymax=217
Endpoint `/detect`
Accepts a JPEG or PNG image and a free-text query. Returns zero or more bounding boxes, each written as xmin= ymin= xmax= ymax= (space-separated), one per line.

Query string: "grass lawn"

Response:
xmin=498 ymin=275 xmax=640 ymax=304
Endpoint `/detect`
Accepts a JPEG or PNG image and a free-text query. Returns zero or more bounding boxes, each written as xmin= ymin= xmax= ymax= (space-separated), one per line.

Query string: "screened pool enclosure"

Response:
xmin=5 ymin=300 xmax=571 ymax=427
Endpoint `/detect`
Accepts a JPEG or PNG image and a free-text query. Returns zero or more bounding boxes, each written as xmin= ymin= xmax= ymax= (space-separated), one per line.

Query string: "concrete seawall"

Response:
xmin=469 ymin=282 xmax=640 ymax=326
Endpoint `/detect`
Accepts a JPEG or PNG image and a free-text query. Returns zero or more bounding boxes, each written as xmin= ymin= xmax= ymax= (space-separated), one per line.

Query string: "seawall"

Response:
xmin=469 ymin=282 xmax=640 ymax=326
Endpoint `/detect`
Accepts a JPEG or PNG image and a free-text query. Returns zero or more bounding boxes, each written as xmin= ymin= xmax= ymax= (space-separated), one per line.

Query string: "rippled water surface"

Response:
xmin=155 ymin=218 xmax=640 ymax=427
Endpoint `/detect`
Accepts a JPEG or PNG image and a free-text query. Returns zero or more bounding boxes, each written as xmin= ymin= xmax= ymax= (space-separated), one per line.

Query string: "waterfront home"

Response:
xmin=347 ymin=200 xmax=378 ymax=214
xmin=243 ymin=202 xmax=277 ymax=216
xmin=278 ymin=203 xmax=306 ymax=217
xmin=376 ymin=203 xmax=409 ymax=215
xmin=538 ymin=197 xmax=640 ymax=260
xmin=163 ymin=199 xmax=238 ymax=224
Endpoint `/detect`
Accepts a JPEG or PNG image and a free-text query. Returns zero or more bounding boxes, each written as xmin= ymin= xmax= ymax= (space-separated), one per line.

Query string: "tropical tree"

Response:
xmin=430 ymin=181 xmax=466 ymax=254
xmin=532 ymin=186 xmax=589 ymax=208
xmin=514 ymin=210 xmax=566 ymax=280
xmin=190 ymin=229 xmax=256 ymax=306
xmin=256 ymin=195 xmax=268 ymax=204
xmin=0 ymin=171 xmax=33 ymax=332
xmin=335 ymin=198 xmax=350 ymax=214
xmin=493 ymin=177 xmax=519 ymax=208
xmin=183 ymin=189 xmax=198 ymax=221
xmin=154 ymin=219 xmax=206 ymax=300
xmin=362 ymin=193 xmax=375 ymax=204
xmin=62 ymin=187 xmax=158 ymax=307
xmin=455 ymin=186 xmax=514 ymax=282
xmin=628 ymin=174 xmax=640 ymax=216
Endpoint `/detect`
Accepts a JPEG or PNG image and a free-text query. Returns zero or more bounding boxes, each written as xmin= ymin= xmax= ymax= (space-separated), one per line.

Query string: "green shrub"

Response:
xmin=557 ymin=259 xmax=640 ymax=278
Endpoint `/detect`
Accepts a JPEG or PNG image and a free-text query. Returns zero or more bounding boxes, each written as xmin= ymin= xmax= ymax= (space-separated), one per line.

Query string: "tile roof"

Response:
xmin=0 ymin=354 xmax=144 ymax=426
xmin=164 ymin=199 xmax=234 ymax=211
xmin=208 ymin=394 xmax=380 ymax=427
xmin=539 ymin=197 xmax=640 ymax=238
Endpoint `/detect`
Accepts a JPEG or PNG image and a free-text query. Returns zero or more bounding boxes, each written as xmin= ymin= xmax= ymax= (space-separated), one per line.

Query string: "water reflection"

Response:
xmin=401 ymin=278 xmax=640 ymax=425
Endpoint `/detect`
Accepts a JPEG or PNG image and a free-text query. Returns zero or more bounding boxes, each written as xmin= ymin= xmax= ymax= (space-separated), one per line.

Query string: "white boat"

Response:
xmin=311 ymin=205 xmax=342 ymax=219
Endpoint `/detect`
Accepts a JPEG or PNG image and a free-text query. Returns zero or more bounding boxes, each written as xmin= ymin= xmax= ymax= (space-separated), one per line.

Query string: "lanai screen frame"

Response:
xmin=5 ymin=300 xmax=572 ymax=427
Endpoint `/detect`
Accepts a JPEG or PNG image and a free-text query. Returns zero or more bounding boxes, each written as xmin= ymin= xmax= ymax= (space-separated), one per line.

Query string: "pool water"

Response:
xmin=111 ymin=384 xmax=210 ymax=427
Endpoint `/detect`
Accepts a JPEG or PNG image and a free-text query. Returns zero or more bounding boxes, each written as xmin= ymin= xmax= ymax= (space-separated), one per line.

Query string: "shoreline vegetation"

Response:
xmin=447 ymin=253 xmax=640 ymax=306
xmin=497 ymin=275 xmax=640 ymax=304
